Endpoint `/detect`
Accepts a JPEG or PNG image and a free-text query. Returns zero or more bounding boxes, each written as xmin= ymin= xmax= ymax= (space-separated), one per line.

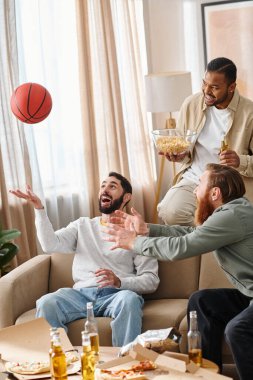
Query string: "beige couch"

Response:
xmin=0 ymin=252 xmax=234 ymax=363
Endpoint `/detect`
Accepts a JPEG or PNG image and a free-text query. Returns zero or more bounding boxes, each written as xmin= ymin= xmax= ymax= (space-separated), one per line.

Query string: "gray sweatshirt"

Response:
xmin=134 ymin=197 xmax=253 ymax=298
xmin=35 ymin=209 xmax=159 ymax=294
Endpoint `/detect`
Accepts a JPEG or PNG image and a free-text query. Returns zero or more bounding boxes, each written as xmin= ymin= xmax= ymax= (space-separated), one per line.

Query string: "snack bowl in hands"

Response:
xmin=151 ymin=129 xmax=197 ymax=157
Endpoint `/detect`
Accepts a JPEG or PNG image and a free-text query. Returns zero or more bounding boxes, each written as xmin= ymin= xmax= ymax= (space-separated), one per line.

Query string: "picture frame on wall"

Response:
xmin=201 ymin=0 xmax=253 ymax=99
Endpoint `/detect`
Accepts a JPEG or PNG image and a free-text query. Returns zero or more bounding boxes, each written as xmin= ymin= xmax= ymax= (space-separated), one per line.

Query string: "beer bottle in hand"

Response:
xmin=51 ymin=330 xmax=68 ymax=380
xmin=187 ymin=310 xmax=202 ymax=366
xmin=85 ymin=302 xmax=100 ymax=359
xmin=81 ymin=330 xmax=95 ymax=380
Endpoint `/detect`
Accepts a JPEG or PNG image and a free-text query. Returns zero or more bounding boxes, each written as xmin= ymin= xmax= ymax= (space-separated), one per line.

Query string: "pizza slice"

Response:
xmin=5 ymin=361 xmax=50 ymax=375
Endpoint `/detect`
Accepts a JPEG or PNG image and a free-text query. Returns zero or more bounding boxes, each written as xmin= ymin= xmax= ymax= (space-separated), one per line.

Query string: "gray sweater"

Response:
xmin=134 ymin=197 xmax=253 ymax=298
xmin=35 ymin=209 xmax=159 ymax=294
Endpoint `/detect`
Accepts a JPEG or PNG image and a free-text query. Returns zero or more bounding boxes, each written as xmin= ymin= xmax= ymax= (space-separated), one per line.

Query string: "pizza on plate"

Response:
xmin=5 ymin=361 xmax=50 ymax=375
xmin=5 ymin=351 xmax=79 ymax=375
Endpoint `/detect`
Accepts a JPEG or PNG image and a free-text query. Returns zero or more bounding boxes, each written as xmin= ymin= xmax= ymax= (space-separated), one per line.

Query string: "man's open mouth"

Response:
xmin=100 ymin=195 xmax=112 ymax=207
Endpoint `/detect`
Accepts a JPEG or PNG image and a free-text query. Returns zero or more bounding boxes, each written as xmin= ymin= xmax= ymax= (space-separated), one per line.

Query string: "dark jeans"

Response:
xmin=188 ymin=288 xmax=253 ymax=380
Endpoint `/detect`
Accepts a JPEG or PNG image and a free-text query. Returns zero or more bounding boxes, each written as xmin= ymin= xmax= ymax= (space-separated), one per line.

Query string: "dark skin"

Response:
xmin=159 ymin=71 xmax=240 ymax=168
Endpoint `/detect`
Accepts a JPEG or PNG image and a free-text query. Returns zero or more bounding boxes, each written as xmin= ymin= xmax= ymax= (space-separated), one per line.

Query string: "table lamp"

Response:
xmin=145 ymin=71 xmax=192 ymax=222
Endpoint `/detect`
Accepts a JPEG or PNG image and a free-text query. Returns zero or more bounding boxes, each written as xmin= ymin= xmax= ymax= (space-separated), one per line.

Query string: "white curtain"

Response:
xmin=15 ymin=0 xmax=89 ymax=229
xmin=0 ymin=0 xmax=37 ymax=264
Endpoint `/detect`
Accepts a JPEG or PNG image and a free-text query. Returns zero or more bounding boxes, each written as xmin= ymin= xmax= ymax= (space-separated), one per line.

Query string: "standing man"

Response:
xmin=157 ymin=57 xmax=253 ymax=225
xmin=10 ymin=172 xmax=159 ymax=347
xmin=104 ymin=164 xmax=253 ymax=380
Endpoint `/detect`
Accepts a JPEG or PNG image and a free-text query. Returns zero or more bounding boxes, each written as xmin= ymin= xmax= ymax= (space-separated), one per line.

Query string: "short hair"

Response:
xmin=206 ymin=163 xmax=245 ymax=203
xmin=108 ymin=171 xmax=132 ymax=194
xmin=207 ymin=57 xmax=237 ymax=84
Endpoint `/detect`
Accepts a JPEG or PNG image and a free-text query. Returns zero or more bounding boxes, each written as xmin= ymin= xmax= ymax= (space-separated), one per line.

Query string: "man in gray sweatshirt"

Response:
xmin=10 ymin=172 xmax=159 ymax=347
xmin=104 ymin=164 xmax=253 ymax=380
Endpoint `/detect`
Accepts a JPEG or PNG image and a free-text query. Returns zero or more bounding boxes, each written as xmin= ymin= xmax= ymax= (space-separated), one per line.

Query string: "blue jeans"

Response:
xmin=36 ymin=287 xmax=144 ymax=347
xmin=188 ymin=289 xmax=253 ymax=380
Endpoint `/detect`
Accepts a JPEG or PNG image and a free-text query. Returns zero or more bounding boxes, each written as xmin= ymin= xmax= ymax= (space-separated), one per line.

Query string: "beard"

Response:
xmin=194 ymin=192 xmax=215 ymax=225
xmin=203 ymin=88 xmax=230 ymax=108
xmin=99 ymin=193 xmax=125 ymax=214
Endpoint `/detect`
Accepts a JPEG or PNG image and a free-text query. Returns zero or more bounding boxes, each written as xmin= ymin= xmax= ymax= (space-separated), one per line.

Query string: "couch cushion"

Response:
xmin=15 ymin=308 xmax=37 ymax=325
xmin=142 ymin=299 xmax=188 ymax=335
xmin=144 ymin=256 xmax=201 ymax=300
xmin=49 ymin=253 xmax=74 ymax=292
xmin=199 ymin=252 xmax=234 ymax=290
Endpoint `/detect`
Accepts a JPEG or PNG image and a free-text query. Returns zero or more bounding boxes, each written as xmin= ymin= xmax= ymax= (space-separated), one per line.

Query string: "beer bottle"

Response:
xmin=49 ymin=327 xmax=59 ymax=378
xmin=187 ymin=310 xmax=202 ymax=367
xmin=85 ymin=302 xmax=100 ymax=359
xmin=81 ymin=330 xmax=95 ymax=380
xmin=220 ymin=139 xmax=228 ymax=152
xmin=51 ymin=330 xmax=68 ymax=380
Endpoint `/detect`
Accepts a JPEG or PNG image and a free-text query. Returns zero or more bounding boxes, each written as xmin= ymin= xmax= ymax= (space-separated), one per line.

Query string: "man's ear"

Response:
xmin=211 ymin=187 xmax=222 ymax=202
xmin=229 ymin=81 xmax=236 ymax=93
xmin=123 ymin=193 xmax=132 ymax=204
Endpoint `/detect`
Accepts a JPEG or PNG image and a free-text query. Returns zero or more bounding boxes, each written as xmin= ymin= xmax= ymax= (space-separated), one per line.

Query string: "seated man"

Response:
xmin=104 ymin=164 xmax=253 ymax=380
xmin=10 ymin=172 xmax=159 ymax=347
xmin=157 ymin=57 xmax=253 ymax=226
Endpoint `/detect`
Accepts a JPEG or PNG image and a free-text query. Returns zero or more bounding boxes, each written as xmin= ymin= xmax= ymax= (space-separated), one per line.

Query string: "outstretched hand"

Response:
xmin=109 ymin=207 xmax=149 ymax=236
xmin=9 ymin=185 xmax=44 ymax=209
xmin=103 ymin=223 xmax=137 ymax=251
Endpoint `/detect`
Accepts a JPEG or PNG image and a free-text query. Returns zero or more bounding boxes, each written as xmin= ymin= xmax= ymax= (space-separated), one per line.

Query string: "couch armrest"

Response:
xmin=0 ymin=255 xmax=51 ymax=328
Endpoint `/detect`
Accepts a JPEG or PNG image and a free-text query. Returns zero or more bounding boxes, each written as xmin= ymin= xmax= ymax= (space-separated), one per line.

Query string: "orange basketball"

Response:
xmin=10 ymin=82 xmax=52 ymax=124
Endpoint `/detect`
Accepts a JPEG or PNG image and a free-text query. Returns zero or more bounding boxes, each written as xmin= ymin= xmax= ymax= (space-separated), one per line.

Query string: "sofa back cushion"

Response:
xmin=49 ymin=253 xmax=74 ymax=292
xmin=199 ymin=252 xmax=233 ymax=290
xmin=144 ymin=256 xmax=201 ymax=300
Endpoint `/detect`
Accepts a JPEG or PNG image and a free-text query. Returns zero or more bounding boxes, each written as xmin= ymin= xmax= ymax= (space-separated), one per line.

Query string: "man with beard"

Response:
xmin=9 ymin=172 xmax=159 ymax=347
xmin=157 ymin=57 xmax=253 ymax=226
xmin=104 ymin=164 xmax=253 ymax=380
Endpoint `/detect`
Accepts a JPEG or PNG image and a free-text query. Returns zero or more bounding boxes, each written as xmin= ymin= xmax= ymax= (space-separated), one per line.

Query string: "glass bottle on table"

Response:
xmin=85 ymin=302 xmax=100 ymax=360
xmin=49 ymin=327 xmax=59 ymax=379
xmin=187 ymin=310 xmax=202 ymax=367
xmin=51 ymin=330 xmax=68 ymax=380
xmin=81 ymin=330 xmax=95 ymax=380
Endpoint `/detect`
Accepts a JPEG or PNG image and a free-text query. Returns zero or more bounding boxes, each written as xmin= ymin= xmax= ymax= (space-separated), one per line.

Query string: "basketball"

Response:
xmin=10 ymin=82 xmax=52 ymax=124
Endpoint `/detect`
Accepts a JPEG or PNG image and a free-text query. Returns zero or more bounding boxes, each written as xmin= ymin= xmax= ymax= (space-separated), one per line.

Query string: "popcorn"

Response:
xmin=156 ymin=136 xmax=190 ymax=155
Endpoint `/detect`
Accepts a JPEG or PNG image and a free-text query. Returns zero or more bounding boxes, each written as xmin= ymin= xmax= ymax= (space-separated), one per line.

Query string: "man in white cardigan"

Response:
xmin=10 ymin=172 xmax=159 ymax=347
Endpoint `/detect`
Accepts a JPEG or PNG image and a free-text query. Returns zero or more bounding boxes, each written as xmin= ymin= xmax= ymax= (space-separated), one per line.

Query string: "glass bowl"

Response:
xmin=151 ymin=129 xmax=197 ymax=156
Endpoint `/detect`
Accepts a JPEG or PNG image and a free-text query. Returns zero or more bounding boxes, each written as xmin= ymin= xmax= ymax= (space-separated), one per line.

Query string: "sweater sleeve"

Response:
xmin=133 ymin=208 xmax=245 ymax=262
xmin=119 ymin=254 xmax=159 ymax=294
xmin=35 ymin=209 xmax=78 ymax=253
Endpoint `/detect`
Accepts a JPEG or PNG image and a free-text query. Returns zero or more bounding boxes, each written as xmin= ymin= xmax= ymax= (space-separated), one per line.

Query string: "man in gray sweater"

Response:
xmin=104 ymin=164 xmax=253 ymax=380
xmin=10 ymin=172 xmax=159 ymax=347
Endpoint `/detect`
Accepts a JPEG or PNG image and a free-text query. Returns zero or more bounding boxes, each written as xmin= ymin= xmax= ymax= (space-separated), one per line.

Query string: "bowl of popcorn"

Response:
xmin=151 ymin=129 xmax=197 ymax=156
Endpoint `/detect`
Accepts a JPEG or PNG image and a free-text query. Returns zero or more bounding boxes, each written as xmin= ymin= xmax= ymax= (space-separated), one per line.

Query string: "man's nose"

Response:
xmin=204 ymin=84 xmax=212 ymax=94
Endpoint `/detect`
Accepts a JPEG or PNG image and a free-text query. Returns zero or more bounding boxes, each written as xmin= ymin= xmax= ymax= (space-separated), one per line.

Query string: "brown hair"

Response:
xmin=206 ymin=163 xmax=245 ymax=203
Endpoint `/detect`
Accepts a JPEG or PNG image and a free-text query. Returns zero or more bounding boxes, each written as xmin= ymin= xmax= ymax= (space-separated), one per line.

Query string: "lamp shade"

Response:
xmin=145 ymin=71 xmax=192 ymax=113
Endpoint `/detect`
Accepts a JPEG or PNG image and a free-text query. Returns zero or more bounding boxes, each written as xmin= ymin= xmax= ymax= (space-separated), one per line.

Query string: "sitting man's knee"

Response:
xmin=36 ymin=293 xmax=58 ymax=313
xmin=188 ymin=289 xmax=208 ymax=308
xmin=118 ymin=290 xmax=143 ymax=310
xmin=225 ymin=318 xmax=241 ymax=346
